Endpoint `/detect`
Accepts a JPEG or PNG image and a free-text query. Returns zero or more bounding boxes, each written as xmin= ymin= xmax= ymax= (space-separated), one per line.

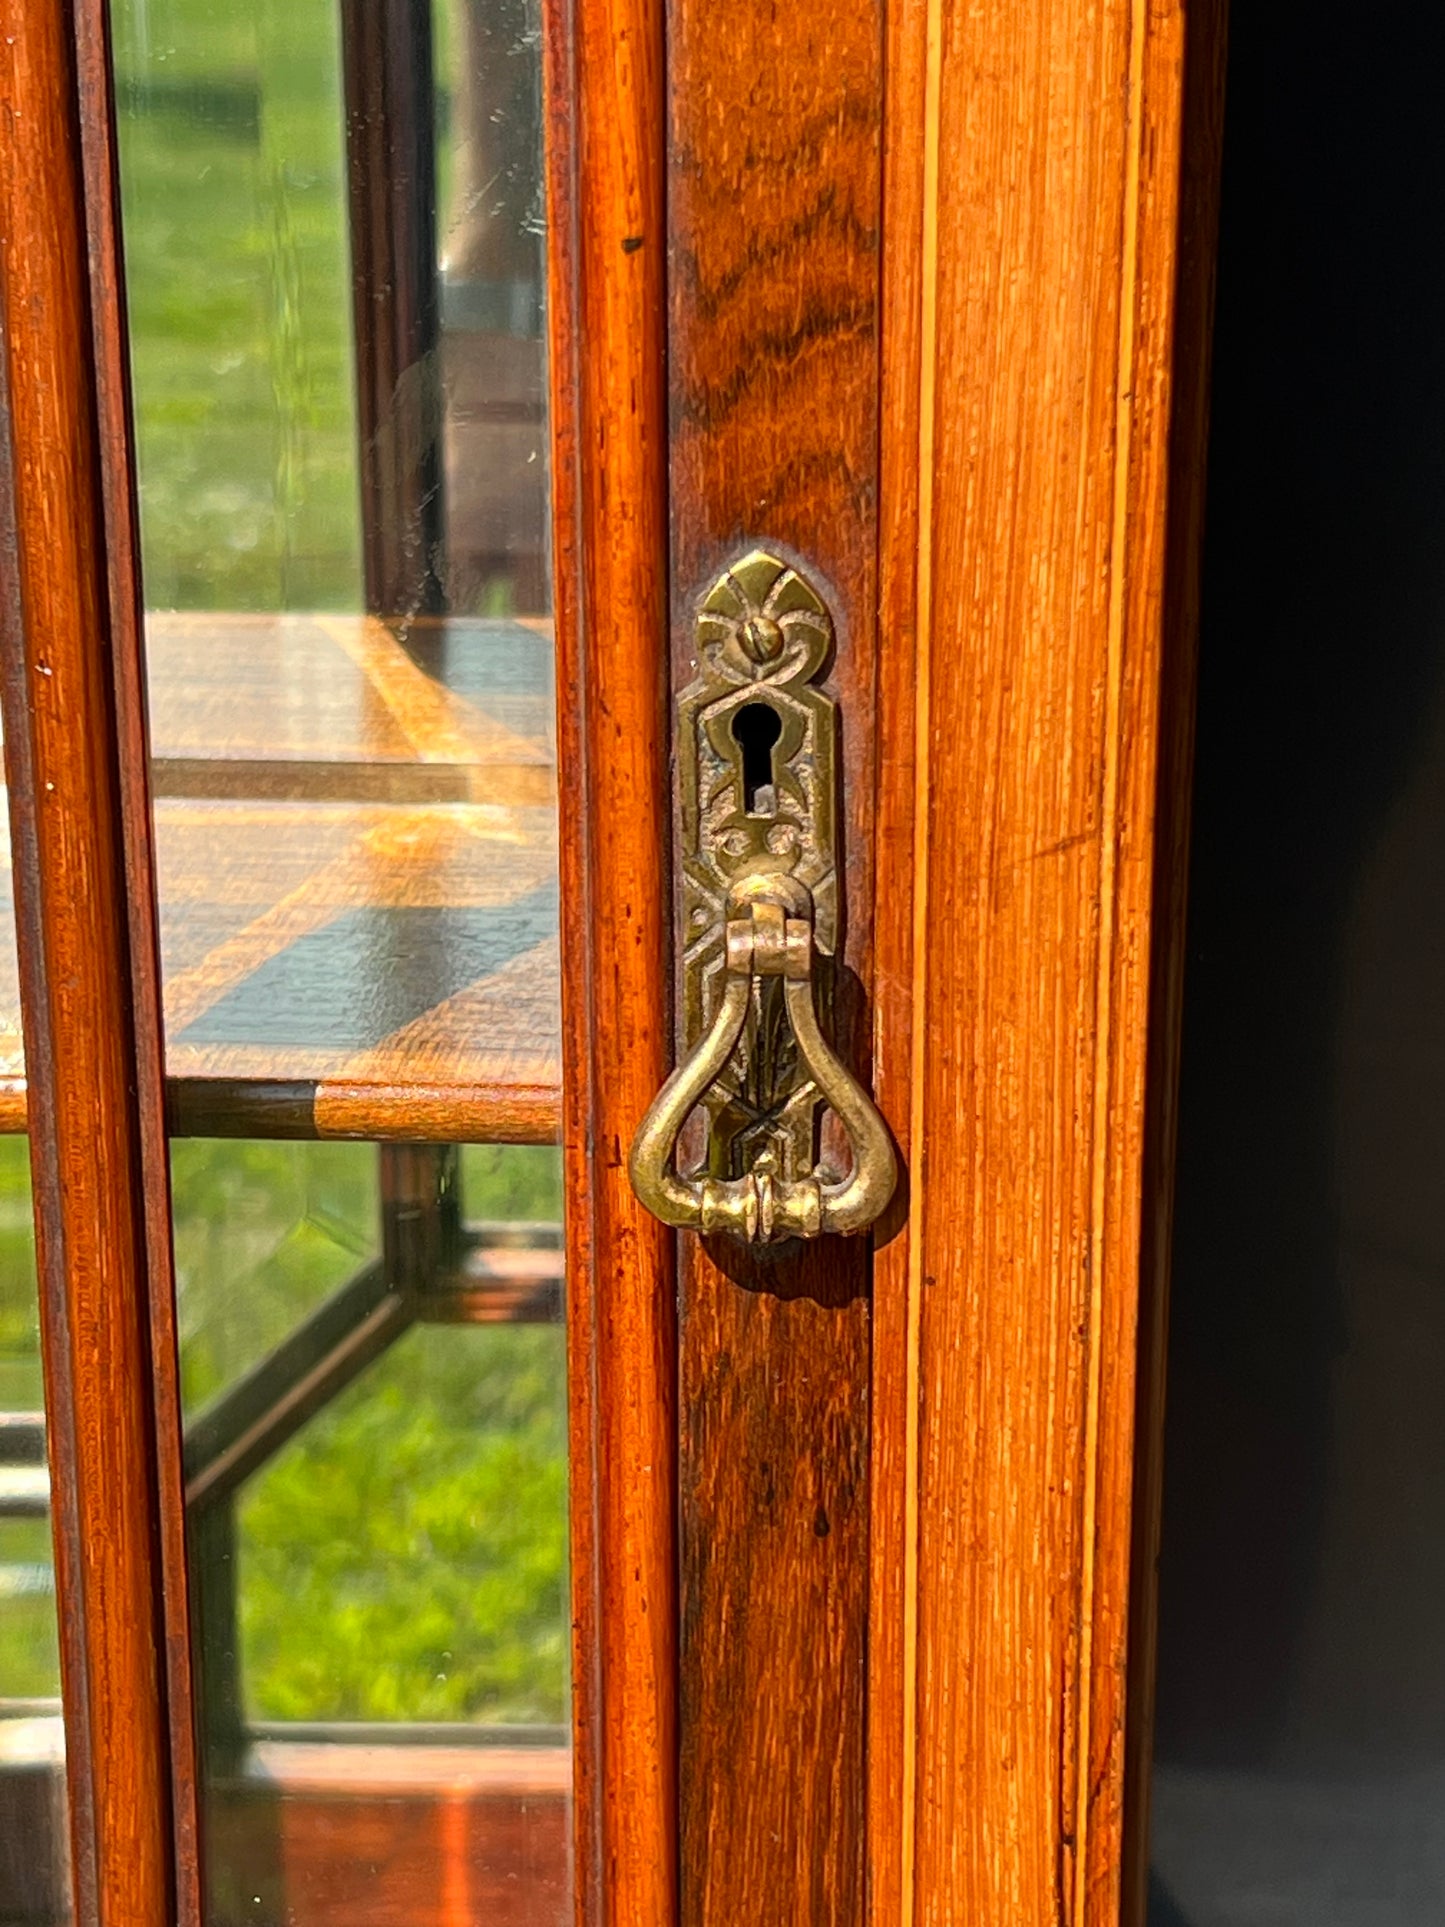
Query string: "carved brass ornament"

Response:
xmin=629 ymin=549 xmax=897 ymax=1243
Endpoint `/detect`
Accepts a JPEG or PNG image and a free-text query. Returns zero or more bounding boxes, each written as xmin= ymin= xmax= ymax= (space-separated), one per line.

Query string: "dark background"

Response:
xmin=1149 ymin=3 xmax=1445 ymax=1919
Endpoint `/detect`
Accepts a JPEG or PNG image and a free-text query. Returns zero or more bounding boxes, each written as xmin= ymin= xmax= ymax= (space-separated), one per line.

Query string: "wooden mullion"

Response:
xmin=541 ymin=0 xmax=676 ymax=1917
xmin=182 ymin=1261 xmax=410 ymax=1512
xmin=0 ymin=1 xmax=198 ymax=1920
xmin=339 ymin=0 xmax=445 ymax=620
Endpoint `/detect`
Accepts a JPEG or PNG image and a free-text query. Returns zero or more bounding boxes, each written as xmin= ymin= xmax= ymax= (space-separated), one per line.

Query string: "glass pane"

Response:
xmin=181 ymin=1142 xmax=566 ymax=1926
xmin=1147 ymin=11 xmax=1445 ymax=1922
xmin=107 ymin=0 xmax=566 ymax=1911
xmin=459 ymin=1142 xmax=561 ymax=1221
xmin=0 ymin=1141 xmax=38 ymax=1413
xmin=0 ymin=1138 xmax=71 ymax=1924
xmin=239 ymin=1320 xmax=567 ymax=1728
xmin=110 ymin=0 xmax=560 ymax=1145
xmin=112 ymin=0 xmax=360 ymax=612
xmin=173 ymin=1141 xmax=378 ymax=1412
xmin=435 ymin=0 xmax=548 ymax=616
xmin=0 ymin=1520 xmax=59 ymax=1703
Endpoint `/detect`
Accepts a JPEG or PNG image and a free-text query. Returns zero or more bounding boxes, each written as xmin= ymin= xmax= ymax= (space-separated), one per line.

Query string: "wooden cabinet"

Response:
xmin=0 ymin=0 xmax=1224 ymax=1919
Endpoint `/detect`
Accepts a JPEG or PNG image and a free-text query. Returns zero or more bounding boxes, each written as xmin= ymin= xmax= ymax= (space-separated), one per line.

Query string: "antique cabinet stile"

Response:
xmin=666 ymin=0 xmax=885 ymax=1914
xmin=541 ymin=0 xmax=677 ymax=1918
xmin=868 ymin=0 xmax=1226 ymax=1920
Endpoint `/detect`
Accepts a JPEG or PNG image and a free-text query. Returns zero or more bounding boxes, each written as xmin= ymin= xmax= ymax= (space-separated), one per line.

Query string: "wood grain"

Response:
xmin=541 ymin=0 xmax=677 ymax=1916
xmin=145 ymin=614 xmax=554 ymax=804
xmin=866 ymin=0 xmax=1225 ymax=1918
xmin=666 ymin=0 xmax=882 ymax=1917
xmin=208 ymin=1745 xmax=568 ymax=1927
xmin=0 ymin=794 xmax=561 ymax=1141
xmin=70 ymin=0 xmax=203 ymax=1906
xmin=0 ymin=611 xmax=554 ymax=797
xmin=0 ymin=613 xmax=562 ymax=1138
xmin=869 ymin=0 xmax=932 ymax=1915
xmin=0 ymin=0 xmax=188 ymax=1916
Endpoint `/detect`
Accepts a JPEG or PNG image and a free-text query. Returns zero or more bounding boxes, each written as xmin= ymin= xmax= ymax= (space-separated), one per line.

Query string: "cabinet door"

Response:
xmin=0 ymin=0 xmax=1224 ymax=1922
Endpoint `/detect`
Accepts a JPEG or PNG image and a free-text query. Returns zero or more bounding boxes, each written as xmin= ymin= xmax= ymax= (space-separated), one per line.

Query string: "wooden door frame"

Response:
xmin=0 ymin=0 xmax=1226 ymax=1920
xmin=0 ymin=0 xmax=200 ymax=1920
xmin=542 ymin=0 xmax=677 ymax=1920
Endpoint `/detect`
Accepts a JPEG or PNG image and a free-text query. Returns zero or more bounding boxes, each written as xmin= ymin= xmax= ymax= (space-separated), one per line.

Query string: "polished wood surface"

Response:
xmin=145 ymin=615 xmax=553 ymax=803
xmin=71 ymin=0 xmax=204 ymax=1904
xmin=667 ymin=0 xmax=882 ymax=1916
xmin=211 ymin=1746 xmax=568 ymax=1927
xmin=5 ymin=1731 xmax=571 ymax=1927
xmin=0 ymin=0 xmax=197 ymax=1915
xmin=0 ymin=614 xmax=559 ymax=1141
xmin=868 ymin=0 xmax=932 ymax=1916
xmin=542 ymin=0 xmax=677 ymax=1916
xmin=0 ymin=610 xmax=553 ymax=795
xmin=867 ymin=0 xmax=1224 ymax=1919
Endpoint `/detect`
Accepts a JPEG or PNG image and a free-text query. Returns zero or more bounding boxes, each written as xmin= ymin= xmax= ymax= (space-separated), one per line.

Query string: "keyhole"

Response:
xmin=732 ymin=701 xmax=783 ymax=815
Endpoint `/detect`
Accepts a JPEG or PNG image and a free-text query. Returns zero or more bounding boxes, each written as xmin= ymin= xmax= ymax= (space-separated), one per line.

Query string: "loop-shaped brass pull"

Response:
xmin=629 ymin=886 xmax=897 ymax=1243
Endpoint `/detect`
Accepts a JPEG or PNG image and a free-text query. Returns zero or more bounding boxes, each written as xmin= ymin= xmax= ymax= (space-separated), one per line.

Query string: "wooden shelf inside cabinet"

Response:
xmin=210 ymin=1741 xmax=572 ymax=1927
xmin=0 ymin=1720 xmax=570 ymax=1927
xmin=0 ymin=614 xmax=561 ymax=1142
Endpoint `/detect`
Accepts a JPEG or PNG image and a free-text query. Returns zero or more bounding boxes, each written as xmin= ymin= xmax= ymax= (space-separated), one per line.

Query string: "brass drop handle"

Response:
xmin=629 ymin=880 xmax=897 ymax=1243
xmin=627 ymin=547 xmax=900 ymax=1244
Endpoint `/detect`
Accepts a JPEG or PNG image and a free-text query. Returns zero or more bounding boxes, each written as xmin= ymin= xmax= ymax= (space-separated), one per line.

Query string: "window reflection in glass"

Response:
xmin=173 ymin=1141 xmax=379 ymax=1412
xmin=111 ymin=0 xmax=361 ymax=614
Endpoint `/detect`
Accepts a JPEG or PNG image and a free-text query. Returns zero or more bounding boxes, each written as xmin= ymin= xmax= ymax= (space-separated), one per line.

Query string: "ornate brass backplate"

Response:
xmin=630 ymin=548 xmax=894 ymax=1242
xmin=680 ymin=549 xmax=837 ymax=1187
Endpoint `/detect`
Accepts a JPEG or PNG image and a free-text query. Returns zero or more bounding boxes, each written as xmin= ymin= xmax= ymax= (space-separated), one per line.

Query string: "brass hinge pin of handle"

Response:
xmin=628 ymin=548 xmax=898 ymax=1244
